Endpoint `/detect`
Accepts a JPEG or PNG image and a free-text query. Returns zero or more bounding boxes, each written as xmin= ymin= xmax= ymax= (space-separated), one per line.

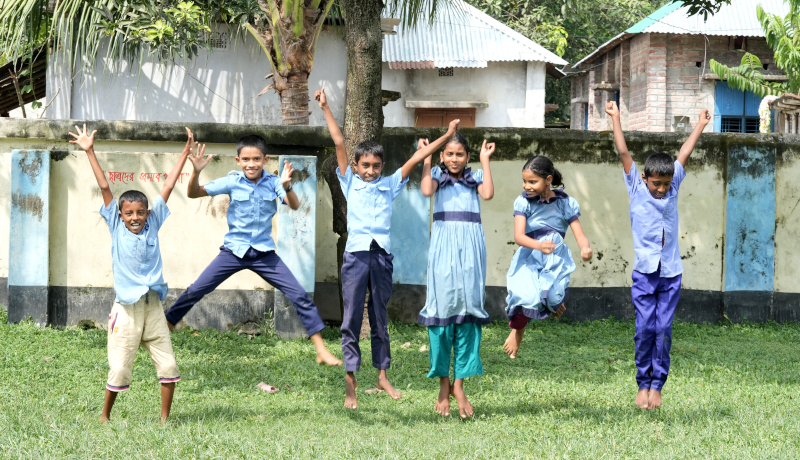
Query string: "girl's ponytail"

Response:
xmin=522 ymin=156 xmax=565 ymax=189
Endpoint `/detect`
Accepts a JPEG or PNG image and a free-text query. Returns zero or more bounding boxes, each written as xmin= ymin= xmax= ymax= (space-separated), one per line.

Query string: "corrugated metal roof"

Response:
xmin=574 ymin=0 xmax=790 ymax=69
xmin=382 ymin=1 xmax=568 ymax=68
xmin=638 ymin=0 xmax=789 ymax=35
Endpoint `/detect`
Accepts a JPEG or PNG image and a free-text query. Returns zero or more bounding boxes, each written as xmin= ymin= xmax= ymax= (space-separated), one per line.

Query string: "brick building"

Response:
xmin=569 ymin=0 xmax=788 ymax=133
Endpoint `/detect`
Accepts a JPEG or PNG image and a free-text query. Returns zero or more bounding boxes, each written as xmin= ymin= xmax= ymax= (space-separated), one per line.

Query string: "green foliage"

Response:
xmin=709 ymin=0 xmax=800 ymax=98
xmin=676 ymin=0 xmax=731 ymax=20
xmin=4 ymin=315 xmax=800 ymax=457
xmin=710 ymin=53 xmax=783 ymax=97
xmin=467 ymin=0 xmax=669 ymax=122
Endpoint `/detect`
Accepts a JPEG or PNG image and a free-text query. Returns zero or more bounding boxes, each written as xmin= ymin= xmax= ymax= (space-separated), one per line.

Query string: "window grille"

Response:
xmin=438 ymin=67 xmax=454 ymax=77
xmin=206 ymin=32 xmax=229 ymax=49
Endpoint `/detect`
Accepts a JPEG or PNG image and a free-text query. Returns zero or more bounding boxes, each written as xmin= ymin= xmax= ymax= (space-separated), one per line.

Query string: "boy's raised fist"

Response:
xmin=314 ymin=88 xmax=328 ymax=108
xmin=605 ymin=101 xmax=619 ymax=117
xmin=698 ymin=109 xmax=711 ymax=126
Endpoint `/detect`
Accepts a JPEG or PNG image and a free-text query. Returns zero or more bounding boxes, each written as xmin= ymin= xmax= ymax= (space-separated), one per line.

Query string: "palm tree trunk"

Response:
xmin=280 ymin=75 xmax=310 ymax=125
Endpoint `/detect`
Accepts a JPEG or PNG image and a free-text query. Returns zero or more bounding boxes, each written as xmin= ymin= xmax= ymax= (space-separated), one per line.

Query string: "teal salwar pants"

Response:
xmin=427 ymin=323 xmax=483 ymax=379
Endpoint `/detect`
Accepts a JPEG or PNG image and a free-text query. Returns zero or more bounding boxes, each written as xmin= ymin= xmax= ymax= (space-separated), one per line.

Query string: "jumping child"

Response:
xmin=503 ymin=156 xmax=593 ymax=359
xmin=163 ymin=134 xmax=342 ymax=367
xmin=418 ymin=133 xmax=495 ymax=419
xmin=70 ymin=124 xmax=193 ymax=423
xmin=316 ymin=87 xmax=459 ymax=409
xmin=605 ymin=101 xmax=710 ymax=410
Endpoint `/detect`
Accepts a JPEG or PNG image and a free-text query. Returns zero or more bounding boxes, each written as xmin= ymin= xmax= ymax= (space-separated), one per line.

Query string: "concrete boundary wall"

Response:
xmin=2 ymin=118 xmax=800 ymax=328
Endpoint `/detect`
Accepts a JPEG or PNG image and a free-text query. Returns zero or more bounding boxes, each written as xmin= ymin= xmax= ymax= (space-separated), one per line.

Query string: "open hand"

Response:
xmin=581 ymin=246 xmax=593 ymax=261
xmin=68 ymin=123 xmax=97 ymax=151
xmin=480 ymin=140 xmax=495 ymax=160
xmin=446 ymin=119 xmax=461 ymax=137
xmin=183 ymin=127 xmax=203 ymax=156
xmin=698 ymin=109 xmax=711 ymax=126
xmin=281 ymin=160 xmax=294 ymax=189
xmin=538 ymin=240 xmax=557 ymax=254
xmin=314 ymin=88 xmax=328 ymax=109
xmin=417 ymin=138 xmax=429 ymax=150
xmin=605 ymin=101 xmax=619 ymax=118
xmin=188 ymin=142 xmax=212 ymax=172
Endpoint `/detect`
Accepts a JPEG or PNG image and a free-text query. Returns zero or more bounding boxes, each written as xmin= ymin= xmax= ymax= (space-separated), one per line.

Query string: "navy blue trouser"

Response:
xmin=341 ymin=241 xmax=393 ymax=372
xmin=632 ymin=265 xmax=682 ymax=391
xmin=165 ymin=246 xmax=325 ymax=336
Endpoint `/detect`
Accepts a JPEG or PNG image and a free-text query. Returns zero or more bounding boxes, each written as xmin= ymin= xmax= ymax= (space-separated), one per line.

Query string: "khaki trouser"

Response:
xmin=106 ymin=290 xmax=180 ymax=391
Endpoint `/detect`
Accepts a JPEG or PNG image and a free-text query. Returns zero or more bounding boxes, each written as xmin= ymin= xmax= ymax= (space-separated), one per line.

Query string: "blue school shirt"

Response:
xmin=203 ymin=170 xmax=287 ymax=258
xmin=430 ymin=166 xmax=484 ymax=220
xmin=513 ymin=189 xmax=581 ymax=238
xmin=100 ymin=196 xmax=170 ymax=305
xmin=624 ymin=160 xmax=685 ymax=278
xmin=337 ymin=166 xmax=408 ymax=253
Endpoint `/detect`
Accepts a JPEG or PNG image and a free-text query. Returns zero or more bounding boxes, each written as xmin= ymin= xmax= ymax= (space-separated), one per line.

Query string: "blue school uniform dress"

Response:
xmin=505 ymin=189 xmax=581 ymax=322
xmin=337 ymin=165 xmax=408 ymax=373
xmin=164 ymin=170 xmax=325 ymax=336
xmin=626 ymin=160 xmax=685 ymax=392
xmin=419 ymin=167 xmax=489 ymax=380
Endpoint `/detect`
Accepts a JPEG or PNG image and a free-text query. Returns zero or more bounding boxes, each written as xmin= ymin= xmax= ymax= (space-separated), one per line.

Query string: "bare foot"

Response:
xmin=316 ymin=348 xmax=343 ymax=366
xmin=311 ymin=333 xmax=343 ymax=366
xmin=648 ymin=390 xmax=662 ymax=410
xmin=503 ymin=327 xmax=525 ymax=359
xmin=376 ymin=370 xmax=401 ymax=400
xmin=99 ymin=416 xmax=109 ymax=424
xmin=551 ymin=303 xmax=566 ymax=319
xmin=435 ymin=378 xmax=451 ymax=416
xmin=451 ymin=380 xmax=473 ymax=419
xmin=344 ymin=372 xmax=358 ymax=409
xmin=635 ymin=389 xmax=650 ymax=409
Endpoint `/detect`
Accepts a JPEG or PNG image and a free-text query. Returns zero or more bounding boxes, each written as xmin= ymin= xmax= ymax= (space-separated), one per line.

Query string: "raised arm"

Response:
xmin=161 ymin=127 xmax=199 ymax=203
xmin=514 ymin=215 xmax=556 ymax=254
xmin=419 ymin=139 xmax=439 ymax=197
xmin=569 ymin=219 xmax=593 ymax=261
xmin=280 ymin=160 xmax=301 ymax=210
xmin=401 ymin=119 xmax=460 ymax=180
xmin=477 ymin=140 xmax=495 ymax=200
xmin=186 ymin=140 xmax=214 ymax=199
xmin=677 ymin=109 xmax=710 ymax=167
xmin=315 ymin=88 xmax=348 ymax=176
xmin=69 ymin=124 xmax=113 ymax=207
xmin=605 ymin=101 xmax=633 ymax=174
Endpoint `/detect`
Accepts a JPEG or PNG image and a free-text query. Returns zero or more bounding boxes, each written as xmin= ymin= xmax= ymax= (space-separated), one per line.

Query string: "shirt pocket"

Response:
xmin=231 ymin=192 xmax=253 ymax=220
xmin=259 ymin=192 xmax=278 ymax=216
xmin=376 ymin=184 xmax=392 ymax=208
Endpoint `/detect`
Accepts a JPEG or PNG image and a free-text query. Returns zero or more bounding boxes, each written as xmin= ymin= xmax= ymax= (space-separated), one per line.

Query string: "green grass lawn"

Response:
xmin=2 ymin=307 xmax=800 ymax=459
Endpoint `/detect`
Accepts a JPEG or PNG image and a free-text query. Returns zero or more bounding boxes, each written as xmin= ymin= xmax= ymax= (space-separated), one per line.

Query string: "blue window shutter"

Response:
xmin=715 ymin=81 xmax=745 ymax=116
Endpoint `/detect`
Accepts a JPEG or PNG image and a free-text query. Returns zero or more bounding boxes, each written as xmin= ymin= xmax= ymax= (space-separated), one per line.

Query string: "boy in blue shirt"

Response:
xmin=605 ymin=101 xmax=710 ymax=410
xmin=316 ymin=88 xmax=460 ymax=409
xmin=69 ymin=124 xmax=194 ymax=423
xmin=163 ymin=134 xmax=342 ymax=366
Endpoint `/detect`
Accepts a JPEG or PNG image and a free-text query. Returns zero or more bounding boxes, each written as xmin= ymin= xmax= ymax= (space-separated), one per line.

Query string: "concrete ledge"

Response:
xmin=405 ymin=100 xmax=489 ymax=109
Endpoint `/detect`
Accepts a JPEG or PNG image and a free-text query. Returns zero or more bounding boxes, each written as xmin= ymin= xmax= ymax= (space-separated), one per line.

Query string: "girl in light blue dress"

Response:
xmin=503 ymin=156 xmax=593 ymax=359
xmin=419 ymin=133 xmax=495 ymax=419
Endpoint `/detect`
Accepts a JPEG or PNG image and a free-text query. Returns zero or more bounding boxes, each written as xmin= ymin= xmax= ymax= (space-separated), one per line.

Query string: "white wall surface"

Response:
xmin=60 ymin=27 xmax=347 ymax=126
xmin=382 ymin=61 xmax=543 ymax=128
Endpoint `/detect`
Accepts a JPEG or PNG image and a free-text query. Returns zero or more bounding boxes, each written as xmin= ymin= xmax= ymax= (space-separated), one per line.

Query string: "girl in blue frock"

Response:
xmin=503 ymin=156 xmax=593 ymax=359
xmin=419 ymin=133 xmax=495 ymax=419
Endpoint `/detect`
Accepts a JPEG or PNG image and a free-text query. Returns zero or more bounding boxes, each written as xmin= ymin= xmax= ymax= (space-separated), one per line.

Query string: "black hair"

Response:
xmin=118 ymin=190 xmax=148 ymax=211
xmin=439 ymin=132 xmax=471 ymax=170
xmin=354 ymin=140 xmax=384 ymax=163
xmin=643 ymin=152 xmax=675 ymax=178
xmin=523 ymin=156 xmax=564 ymax=188
xmin=237 ymin=135 xmax=269 ymax=157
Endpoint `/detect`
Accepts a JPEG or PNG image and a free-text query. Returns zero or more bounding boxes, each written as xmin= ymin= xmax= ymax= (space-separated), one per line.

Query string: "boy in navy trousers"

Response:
xmin=164 ymin=134 xmax=342 ymax=367
xmin=70 ymin=124 xmax=194 ymax=423
xmin=606 ymin=101 xmax=710 ymax=410
xmin=316 ymin=88 xmax=460 ymax=409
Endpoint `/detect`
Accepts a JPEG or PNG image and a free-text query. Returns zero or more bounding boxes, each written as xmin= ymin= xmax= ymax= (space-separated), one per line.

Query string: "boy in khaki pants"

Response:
xmin=69 ymin=124 xmax=196 ymax=423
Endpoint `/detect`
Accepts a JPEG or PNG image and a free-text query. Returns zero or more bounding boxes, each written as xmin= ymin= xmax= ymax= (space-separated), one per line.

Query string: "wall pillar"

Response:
xmin=524 ymin=61 xmax=546 ymax=128
xmin=8 ymin=149 xmax=50 ymax=325
xmin=723 ymin=144 xmax=776 ymax=321
xmin=274 ymin=155 xmax=317 ymax=339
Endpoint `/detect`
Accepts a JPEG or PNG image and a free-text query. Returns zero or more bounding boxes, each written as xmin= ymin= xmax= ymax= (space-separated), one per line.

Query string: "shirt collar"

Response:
xmin=234 ymin=170 xmax=270 ymax=184
xmin=522 ymin=188 xmax=569 ymax=203
xmin=439 ymin=167 xmax=478 ymax=188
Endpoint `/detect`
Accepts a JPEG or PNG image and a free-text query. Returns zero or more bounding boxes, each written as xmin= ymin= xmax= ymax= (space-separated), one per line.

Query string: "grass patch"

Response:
xmin=2 ymin=307 xmax=800 ymax=459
